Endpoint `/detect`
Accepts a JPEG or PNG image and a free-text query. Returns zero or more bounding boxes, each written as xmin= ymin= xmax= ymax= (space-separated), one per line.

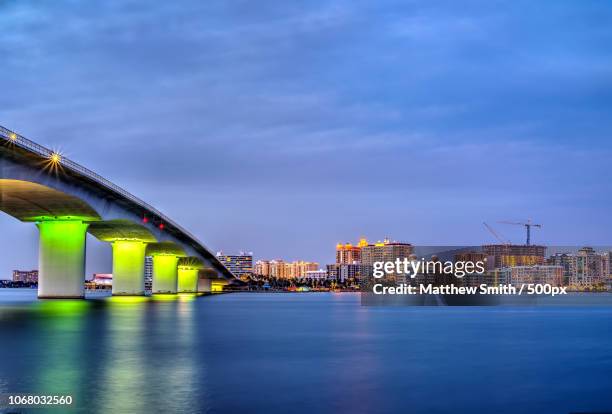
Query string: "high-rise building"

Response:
xmin=254 ymin=260 xmax=271 ymax=277
xmin=216 ymin=251 xmax=253 ymax=279
xmin=571 ymin=247 xmax=609 ymax=287
xmin=547 ymin=253 xmax=576 ymax=285
xmin=254 ymin=259 xmax=319 ymax=279
xmin=499 ymin=265 xmax=564 ymax=287
xmin=482 ymin=244 xmax=546 ymax=269
xmin=360 ymin=238 xmax=413 ymax=282
xmin=327 ymin=263 xmax=364 ymax=282
xmin=336 ymin=238 xmax=368 ymax=264
xmin=292 ymin=261 xmax=319 ymax=278
xmin=12 ymin=270 xmax=38 ymax=283
xmin=360 ymin=239 xmax=413 ymax=266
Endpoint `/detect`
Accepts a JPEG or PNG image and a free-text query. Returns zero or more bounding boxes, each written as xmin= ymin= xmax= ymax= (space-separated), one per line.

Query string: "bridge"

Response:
xmin=0 ymin=125 xmax=234 ymax=298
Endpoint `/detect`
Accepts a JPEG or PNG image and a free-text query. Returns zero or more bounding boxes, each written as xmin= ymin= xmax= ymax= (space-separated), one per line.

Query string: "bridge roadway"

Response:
xmin=0 ymin=125 xmax=234 ymax=298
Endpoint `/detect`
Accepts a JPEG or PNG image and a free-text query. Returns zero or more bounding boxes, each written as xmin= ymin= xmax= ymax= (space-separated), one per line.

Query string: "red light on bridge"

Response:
xmin=142 ymin=216 xmax=149 ymax=224
xmin=159 ymin=223 xmax=165 ymax=230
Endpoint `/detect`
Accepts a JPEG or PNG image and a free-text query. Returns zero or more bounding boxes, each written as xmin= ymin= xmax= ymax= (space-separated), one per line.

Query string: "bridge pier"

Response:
xmin=177 ymin=257 xmax=204 ymax=293
xmin=37 ymin=220 xmax=88 ymax=299
xmin=177 ymin=267 xmax=199 ymax=293
xmin=111 ymin=241 xmax=146 ymax=296
xmin=152 ymin=255 xmax=179 ymax=294
xmin=197 ymin=278 xmax=228 ymax=293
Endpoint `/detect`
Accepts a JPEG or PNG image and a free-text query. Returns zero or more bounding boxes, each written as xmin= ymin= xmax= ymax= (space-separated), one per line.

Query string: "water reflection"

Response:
xmin=94 ymin=297 xmax=148 ymax=413
xmin=0 ymin=292 xmax=206 ymax=414
xmin=2 ymin=291 xmax=612 ymax=414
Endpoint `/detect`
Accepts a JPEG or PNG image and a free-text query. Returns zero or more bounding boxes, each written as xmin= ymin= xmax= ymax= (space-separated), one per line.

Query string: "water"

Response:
xmin=1 ymin=289 xmax=612 ymax=413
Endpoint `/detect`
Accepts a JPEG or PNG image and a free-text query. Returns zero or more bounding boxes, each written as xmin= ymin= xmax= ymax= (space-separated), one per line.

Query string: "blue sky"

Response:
xmin=1 ymin=0 xmax=611 ymax=276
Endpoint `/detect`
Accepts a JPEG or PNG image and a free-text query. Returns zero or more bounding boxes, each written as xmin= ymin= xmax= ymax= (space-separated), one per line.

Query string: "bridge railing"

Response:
xmin=0 ymin=125 xmax=229 ymax=275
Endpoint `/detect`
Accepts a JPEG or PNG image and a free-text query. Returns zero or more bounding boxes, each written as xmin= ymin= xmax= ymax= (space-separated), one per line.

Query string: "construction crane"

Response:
xmin=498 ymin=219 xmax=542 ymax=245
xmin=483 ymin=222 xmax=510 ymax=245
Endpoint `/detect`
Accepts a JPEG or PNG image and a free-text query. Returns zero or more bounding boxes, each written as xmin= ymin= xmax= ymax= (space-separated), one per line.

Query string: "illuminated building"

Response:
xmin=360 ymin=238 xmax=413 ymax=266
xmin=269 ymin=260 xmax=287 ymax=278
xmin=482 ymin=244 xmax=546 ymax=269
xmin=336 ymin=238 xmax=368 ymax=264
xmin=571 ymin=247 xmax=609 ymax=287
xmin=216 ymin=251 xmax=253 ymax=279
xmin=359 ymin=238 xmax=413 ymax=282
xmin=499 ymin=265 xmax=564 ymax=287
xmin=254 ymin=259 xmax=319 ymax=279
xmin=12 ymin=269 xmax=38 ymax=283
xmin=254 ymin=260 xmax=271 ymax=277
xmin=547 ymin=253 xmax=576 ymax=285
xmin=292 ymin=261 xmax=319 ymax=278
xmin=326 ymin=263 xmax=364 ymax=282
xmin=305 ymin=269 xmax=328 ymax=280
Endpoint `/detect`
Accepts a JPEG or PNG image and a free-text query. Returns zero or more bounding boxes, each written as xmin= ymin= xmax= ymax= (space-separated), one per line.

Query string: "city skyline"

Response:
xmin=2 ymin=1 xmax=612 ymax=276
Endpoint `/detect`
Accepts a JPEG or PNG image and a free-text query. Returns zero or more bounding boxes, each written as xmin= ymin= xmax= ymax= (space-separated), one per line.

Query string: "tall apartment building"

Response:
xmin=336 ymin=238 xmax=368 ymax=264
xmin=254 ymin=260 xmax=270 ymax=277
xmin=360 ymin=238 xmax=413 ymax=282
xmin=254 ymin=259 xmax=319 ymax=279
xmin=546 ymin=248 xmax=610 ymax=288
xmin=327 ymin=263 xmax=364 ymax=283
xmin=572 ymin=247 xmax=609 ymax=287
xmin=216 ymin=251 xmax=253 ymax=279
xmin=12 ymin=269 xmax=38 ymax=283
xmin=499 ymin=265 xmax=564 ymax=287
xmin=360 ymin=239 xmax=414 ymax=266
xmin=547 ymin=253 xmax=576 ymax=285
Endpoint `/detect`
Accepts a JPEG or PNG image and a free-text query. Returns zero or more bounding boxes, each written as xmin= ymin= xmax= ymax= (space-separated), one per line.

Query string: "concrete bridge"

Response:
xmin=0 ymin=125 xmax=234 ymax=298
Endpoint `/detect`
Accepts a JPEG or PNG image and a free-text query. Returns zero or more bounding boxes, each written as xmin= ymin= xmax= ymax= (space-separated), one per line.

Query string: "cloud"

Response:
xmin=1 ymin=0 xmax=611 ymax=270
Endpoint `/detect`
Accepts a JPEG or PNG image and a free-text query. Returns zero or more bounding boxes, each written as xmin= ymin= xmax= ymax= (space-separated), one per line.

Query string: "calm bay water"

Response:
xmin=1 ymin=289 xmax=612 ymax=413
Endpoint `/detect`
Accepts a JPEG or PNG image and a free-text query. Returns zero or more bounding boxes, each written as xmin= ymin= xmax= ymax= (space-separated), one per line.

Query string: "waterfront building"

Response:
xmin=12 ymin=269 xmax=38 ymax=283
xmin=360 ymin=238 xmax=413 ymax=281
xmin=571 ymin=247 xmax=609 ymax=287
xmin=360 ymin=238 xmax=413 ymax=266
xmin=305 ymin=269 xmax=328 ymax=280
xmin=292 ymin=261 xmax=319 ymax=278
xmin=499 ymin=265 xmax=564 ymax=287
xmin=326 ymin=263 xmax=364 ymax=282
xmin=269 ymin=260 xmax=287 ymax=278
xmin=255 ymin=259 xmax=319 ymax=279
xmin=336 ymin=238 xmax=368 ymax=264
xmin=254 ymin=260 xmax=270 ymax=277
xmin=216 ymin=251 xmax=253 ymax=279
xmin=547 ymin=253 xmax=576 ymax=285
xmin=482 ymin=244 xmax=546 ymax=269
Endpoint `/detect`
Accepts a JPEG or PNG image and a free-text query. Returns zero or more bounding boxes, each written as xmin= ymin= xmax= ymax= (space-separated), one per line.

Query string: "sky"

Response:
xmin=1 ymin=0 xmax=612 ymax=277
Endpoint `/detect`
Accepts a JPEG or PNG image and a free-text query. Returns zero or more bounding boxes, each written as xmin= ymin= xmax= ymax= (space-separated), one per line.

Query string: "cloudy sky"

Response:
xmin=1 ymin=0 xmax=611 ymax=276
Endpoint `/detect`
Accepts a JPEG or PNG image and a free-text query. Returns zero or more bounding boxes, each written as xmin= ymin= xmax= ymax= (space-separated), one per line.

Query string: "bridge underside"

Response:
xmin=0 ymin=178 xmax=230 ymax=297
xmin=0 ymin=179 xmax=100 ymax=222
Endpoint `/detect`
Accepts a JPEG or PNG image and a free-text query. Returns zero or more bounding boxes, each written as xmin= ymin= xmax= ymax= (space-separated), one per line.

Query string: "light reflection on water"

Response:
xmin=0 ymin=290 xmax=204 ymax=413
xmin=1 ymin=289 xmax=612 ymax=414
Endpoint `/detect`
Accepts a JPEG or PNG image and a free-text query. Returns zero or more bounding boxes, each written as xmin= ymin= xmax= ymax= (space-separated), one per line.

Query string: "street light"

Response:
xmin=49 ymin=152 xmax=62 ymax=164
